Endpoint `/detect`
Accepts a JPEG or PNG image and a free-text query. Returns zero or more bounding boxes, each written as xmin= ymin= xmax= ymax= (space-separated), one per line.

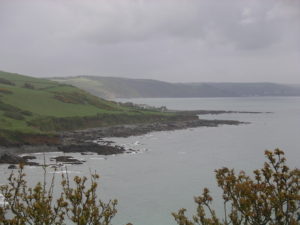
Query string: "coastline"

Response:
xmin=60 ymin=118 xmax=246 ymax=144
xmin=0 ymin=116 xmax=247 ymax=166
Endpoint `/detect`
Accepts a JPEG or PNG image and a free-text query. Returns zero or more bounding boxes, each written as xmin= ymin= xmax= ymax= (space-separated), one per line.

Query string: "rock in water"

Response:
xmin=8 ymin=164 xmax=17 ymax=169
xmin=0 ymin=153 xmax=25 ymax=164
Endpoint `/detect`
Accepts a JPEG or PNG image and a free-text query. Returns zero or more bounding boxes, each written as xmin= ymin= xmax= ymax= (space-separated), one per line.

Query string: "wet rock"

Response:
xmin=0 ymin=153 xmax=39 ymax=166
xmin=51 ymin=156 xmax=84 ymax=164
xmin=0 ymin=153 xmax=25 ymax=164
xmin=8 ymin=164 xmax=17 ymax=169
xmin=25 ymin=161 xmax=39 ymax=166
xmin=80 ymin=152 xmax=94 ymax=155
xmin=58 ymin=143 xmax=126 ymax=155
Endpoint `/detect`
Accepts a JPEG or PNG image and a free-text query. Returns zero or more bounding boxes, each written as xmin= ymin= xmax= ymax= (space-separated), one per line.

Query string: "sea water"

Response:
xmin=1 ymin=97 xmax=300 ymax=225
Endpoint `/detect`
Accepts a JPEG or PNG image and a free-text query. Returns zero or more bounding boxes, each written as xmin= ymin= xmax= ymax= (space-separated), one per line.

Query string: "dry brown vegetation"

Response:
xmin=173 ymin=149 xmax=300 ymax=225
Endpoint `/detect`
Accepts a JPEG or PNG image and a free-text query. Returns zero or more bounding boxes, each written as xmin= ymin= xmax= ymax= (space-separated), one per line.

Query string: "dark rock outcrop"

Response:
xmin=0 ymin=153 xmax=25 ymax=164
xmin=51 ymin=156 xmax=84 ymax=164
xmin=8 ymin=164 xmax=17 ymax=169
xmin=60 ymin=119 xmax=246 ymax=145
xmin=58 ymin=143 xmax=126 ymax=155
xmin=0 ymin=153 xmax=39 ymax=166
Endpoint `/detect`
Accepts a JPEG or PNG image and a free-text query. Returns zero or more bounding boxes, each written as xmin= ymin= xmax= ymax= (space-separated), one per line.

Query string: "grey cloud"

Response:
xmin=0 ymin=0 xmax=299 ymax=82
xmin=64 ymin=0 xmax=299 ymax=50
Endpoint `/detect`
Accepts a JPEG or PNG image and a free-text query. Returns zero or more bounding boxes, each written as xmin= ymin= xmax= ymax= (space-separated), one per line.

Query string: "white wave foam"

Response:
xmin=90 ymin=157 xmax=106 ymax=160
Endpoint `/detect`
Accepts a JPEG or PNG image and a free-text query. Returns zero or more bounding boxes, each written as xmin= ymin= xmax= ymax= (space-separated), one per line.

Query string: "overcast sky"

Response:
xmin=0 ymin=0 xmax=299 ymax=83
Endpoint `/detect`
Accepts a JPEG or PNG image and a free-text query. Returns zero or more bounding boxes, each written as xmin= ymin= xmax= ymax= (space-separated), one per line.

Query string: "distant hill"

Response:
xmin=53 ymin=76 xmax=300 ymax=99
xmin=0 ymin=71 xmax=179 ymax=145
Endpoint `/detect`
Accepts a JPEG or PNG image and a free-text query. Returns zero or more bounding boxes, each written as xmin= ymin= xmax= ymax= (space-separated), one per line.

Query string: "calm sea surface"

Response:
xmin=1 ymin=97 xmax=300 ymax=225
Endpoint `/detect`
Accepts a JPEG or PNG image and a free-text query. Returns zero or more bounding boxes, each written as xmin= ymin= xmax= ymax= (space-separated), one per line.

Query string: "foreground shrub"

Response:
xmin=173 ymin=149 xmax=300 ymax=225
xmin=0 ymin=165 xmax=118 ymax=225
xmin=0 ymin=149 xmax=299 ymax=224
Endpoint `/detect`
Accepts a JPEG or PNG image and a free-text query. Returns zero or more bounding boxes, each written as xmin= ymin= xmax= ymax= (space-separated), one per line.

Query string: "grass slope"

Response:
xmin=52 ymin=76 xmax=141 ymax=99
xmin=0 ymin=71 xmax=181 ymax=145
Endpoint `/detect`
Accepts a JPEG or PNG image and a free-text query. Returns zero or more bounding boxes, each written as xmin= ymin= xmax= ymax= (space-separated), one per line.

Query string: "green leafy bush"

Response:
xmin=0 ymin=101 xmax=32 ymax=120
xmin=23 ymin=82 xmax=35 ymax=89
xmin=0 ymin=78 xmax=15 ymax=86
xmin=0 ymin=88 xmax=13 ymax=94
xmin=3 ymin=111 xmax=25 ymax=120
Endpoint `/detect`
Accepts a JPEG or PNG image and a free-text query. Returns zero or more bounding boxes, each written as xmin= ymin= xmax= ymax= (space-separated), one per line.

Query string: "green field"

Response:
xmin=0 ymin=71 xmax=184 ymax=145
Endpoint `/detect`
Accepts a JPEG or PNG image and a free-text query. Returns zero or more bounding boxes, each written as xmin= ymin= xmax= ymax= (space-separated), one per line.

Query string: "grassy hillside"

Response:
xmin=0 ymin=71 xmax=183 ymax=145
xmin=53 ymin=76 xmax=300 ymax=99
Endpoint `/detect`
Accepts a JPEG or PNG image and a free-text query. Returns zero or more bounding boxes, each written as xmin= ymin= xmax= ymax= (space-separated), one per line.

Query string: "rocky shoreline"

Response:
xmin=173 ymin=109 xmax=269 ymax=115
xmin=0 ymin=116 xmax=248 ymax=166
xmin=60 ymin=118 xmax=246 ymax=145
